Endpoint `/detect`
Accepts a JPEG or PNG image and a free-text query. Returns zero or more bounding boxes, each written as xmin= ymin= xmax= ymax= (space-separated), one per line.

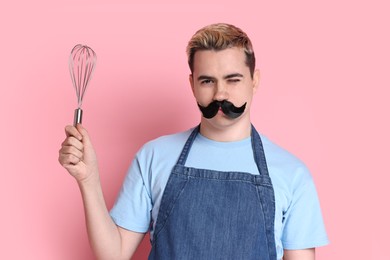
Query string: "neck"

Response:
xmin=199 ymin=117 xmax=252 ymax=142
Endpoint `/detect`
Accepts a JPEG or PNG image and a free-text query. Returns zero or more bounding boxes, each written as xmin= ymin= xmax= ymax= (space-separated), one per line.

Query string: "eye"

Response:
xmin=228 ymin=78 xmax=241 ymax=83
xmin=200 ymin=79 xmax=214 ymax=85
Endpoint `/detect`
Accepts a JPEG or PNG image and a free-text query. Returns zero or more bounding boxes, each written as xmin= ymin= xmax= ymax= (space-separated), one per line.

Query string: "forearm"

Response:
xmin=283 ymin=248 xmax=315 ymax=260
xmin=78 ymin=175 xmax=124 ymax=260
xmin=60 ymin=125 xmax=133 ymax=259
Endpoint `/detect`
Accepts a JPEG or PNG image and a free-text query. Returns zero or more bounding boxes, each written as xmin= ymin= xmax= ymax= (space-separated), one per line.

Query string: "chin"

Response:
xmin=202 ymin=114 xmax=244 ymax=129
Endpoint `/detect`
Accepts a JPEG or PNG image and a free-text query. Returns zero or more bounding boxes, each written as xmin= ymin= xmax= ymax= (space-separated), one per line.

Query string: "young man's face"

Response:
xmin=190 ymin=47 xmax=259 ymax=129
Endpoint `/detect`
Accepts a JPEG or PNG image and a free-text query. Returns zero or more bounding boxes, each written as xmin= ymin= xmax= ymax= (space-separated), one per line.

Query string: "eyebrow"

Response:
xmin=197 ymin=73 xmax=244 ymax=81
xmin=197 ymin=75 xmax=215 ymax=81
xmin=224 ymin=73 xmax=244 ymax=79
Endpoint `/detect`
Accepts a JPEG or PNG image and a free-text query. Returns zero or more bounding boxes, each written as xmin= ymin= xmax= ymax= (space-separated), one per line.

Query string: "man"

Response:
xmin=59 ymin=23 xmax=329 ymax=259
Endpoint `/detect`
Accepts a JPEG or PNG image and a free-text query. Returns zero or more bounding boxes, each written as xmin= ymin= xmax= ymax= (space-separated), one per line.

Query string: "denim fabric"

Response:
xmin=149 ymin=125 xmax=277 ymax=260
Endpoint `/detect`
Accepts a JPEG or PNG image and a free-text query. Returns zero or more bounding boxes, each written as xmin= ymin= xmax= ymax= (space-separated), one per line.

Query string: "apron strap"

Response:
xmin=176 ymin=124 xmax=200 ymax=166
xmin=251 ymin=124 xmax=270 ymax=177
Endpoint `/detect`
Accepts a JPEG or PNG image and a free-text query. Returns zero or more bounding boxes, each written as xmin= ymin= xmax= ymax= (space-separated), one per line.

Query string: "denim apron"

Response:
xmin=149 ymin=125 xmax=277 ymax=260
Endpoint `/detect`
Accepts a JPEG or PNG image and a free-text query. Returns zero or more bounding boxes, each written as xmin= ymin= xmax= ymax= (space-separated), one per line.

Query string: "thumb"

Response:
xmin=76 ymin=124 xmax=93 ymax=146
xmin=75 ymin=124 xmax=98 ymax=168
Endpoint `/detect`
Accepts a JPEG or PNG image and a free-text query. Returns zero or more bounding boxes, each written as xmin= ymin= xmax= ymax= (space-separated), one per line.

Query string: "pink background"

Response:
xmin=1 ymin=0 xmax=389 ymax=259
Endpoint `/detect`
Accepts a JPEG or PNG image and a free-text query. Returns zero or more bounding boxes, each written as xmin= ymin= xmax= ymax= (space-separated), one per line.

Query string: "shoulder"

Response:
xmin=143 ymin=128 xmax=193 ymax=151
xmin=135 ymin=128 xmax=194 ymax=161
xmin=260 ymin=134 xmax=313 ymax=190
xmin=260 ymin=134 xmax=306 ymax=170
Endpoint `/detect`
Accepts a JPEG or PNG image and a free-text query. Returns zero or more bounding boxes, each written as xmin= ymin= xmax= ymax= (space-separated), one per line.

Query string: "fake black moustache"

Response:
xmin=197 ymin=100 xmax=247 ymax=119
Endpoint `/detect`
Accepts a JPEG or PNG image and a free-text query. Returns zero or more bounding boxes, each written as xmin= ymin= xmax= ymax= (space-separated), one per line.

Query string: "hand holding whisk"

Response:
xmin=69 ymin=44 xmax=97 ymax=126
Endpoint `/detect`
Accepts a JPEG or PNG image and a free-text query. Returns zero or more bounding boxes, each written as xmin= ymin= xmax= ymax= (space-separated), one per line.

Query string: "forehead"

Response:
xmin=192 ymin=47 xmax=249 ymax=76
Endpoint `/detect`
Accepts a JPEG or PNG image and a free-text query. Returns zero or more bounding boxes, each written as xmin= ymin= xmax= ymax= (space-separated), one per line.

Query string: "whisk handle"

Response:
xmin=74 ymin=108 xmax=83 ymax=126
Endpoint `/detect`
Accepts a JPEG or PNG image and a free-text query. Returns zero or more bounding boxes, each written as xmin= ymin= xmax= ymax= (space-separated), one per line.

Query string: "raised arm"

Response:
xmin=58 ymin=124 xmax=144 ymax=259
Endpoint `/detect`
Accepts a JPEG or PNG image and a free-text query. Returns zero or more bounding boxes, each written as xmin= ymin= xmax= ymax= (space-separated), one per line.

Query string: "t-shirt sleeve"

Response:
xmin=281 ymin=166 xmax=329 ymax=249
xmin=109 ymin=152 xmax=152 ymax=233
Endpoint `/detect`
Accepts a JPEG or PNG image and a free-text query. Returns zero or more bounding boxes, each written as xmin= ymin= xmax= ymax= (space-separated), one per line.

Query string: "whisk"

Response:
xmin=69 ymin=44 xmax=97 ymax=126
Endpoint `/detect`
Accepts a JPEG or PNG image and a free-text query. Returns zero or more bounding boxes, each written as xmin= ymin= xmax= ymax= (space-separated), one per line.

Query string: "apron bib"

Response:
xmin=149 ymin=125 xmax=277 ymax=259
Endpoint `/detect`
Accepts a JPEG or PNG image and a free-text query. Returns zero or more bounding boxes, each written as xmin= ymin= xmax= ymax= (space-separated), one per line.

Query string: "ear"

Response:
xmin=189 ymin=74 xmax=195 ymax=95
xmin=252 ymin=69 xmax=260 ymax=94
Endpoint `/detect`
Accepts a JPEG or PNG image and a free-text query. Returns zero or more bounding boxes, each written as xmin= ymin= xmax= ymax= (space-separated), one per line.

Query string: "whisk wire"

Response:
xmin=69 ymin=44 xmax=96 ymax=125
xmin=69 ymin=44 xmax=96 ymax=108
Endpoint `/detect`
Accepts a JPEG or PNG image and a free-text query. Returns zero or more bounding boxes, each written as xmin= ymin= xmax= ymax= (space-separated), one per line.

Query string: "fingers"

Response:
xmin=59 ymin=140 xmax=83 ymax=163
xmin=60 ymin=125 xmax=85 ymax=166
xmin=61 ymin=136 xmax=83 ymax=151
xmin=60 ymin=124 xmax=96 ymax=173
xmin=60 ymin=144 xmax=83 ymax=159
xmin=65 ymin=125 xmax=83 ymax=140
xmin=58 ymin=152 xmax=82 ymax=165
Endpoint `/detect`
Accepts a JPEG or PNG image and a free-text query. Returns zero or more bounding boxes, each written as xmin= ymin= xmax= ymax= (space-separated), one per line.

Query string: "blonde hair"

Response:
xmin=186 ymin=23 xmax=256 ymax=77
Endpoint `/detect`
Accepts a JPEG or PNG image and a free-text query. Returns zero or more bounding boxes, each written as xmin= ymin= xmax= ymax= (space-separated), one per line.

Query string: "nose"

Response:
xmin=213 ymin=82 xmax=229 ymax=101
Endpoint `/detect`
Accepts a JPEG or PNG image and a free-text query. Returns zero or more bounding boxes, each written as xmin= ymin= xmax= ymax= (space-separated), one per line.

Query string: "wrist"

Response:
xmin=77 ymin=170 xmax=101 ymax=190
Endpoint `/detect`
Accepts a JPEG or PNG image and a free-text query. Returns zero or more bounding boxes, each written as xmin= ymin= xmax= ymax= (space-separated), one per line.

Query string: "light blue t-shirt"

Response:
xmin=110 ymin=128 xmax=329 ymax=259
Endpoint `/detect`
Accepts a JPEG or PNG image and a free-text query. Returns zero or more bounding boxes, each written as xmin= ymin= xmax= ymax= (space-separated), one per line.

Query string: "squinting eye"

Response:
xmin=228 ymin=79 xmax=240 ymax=83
